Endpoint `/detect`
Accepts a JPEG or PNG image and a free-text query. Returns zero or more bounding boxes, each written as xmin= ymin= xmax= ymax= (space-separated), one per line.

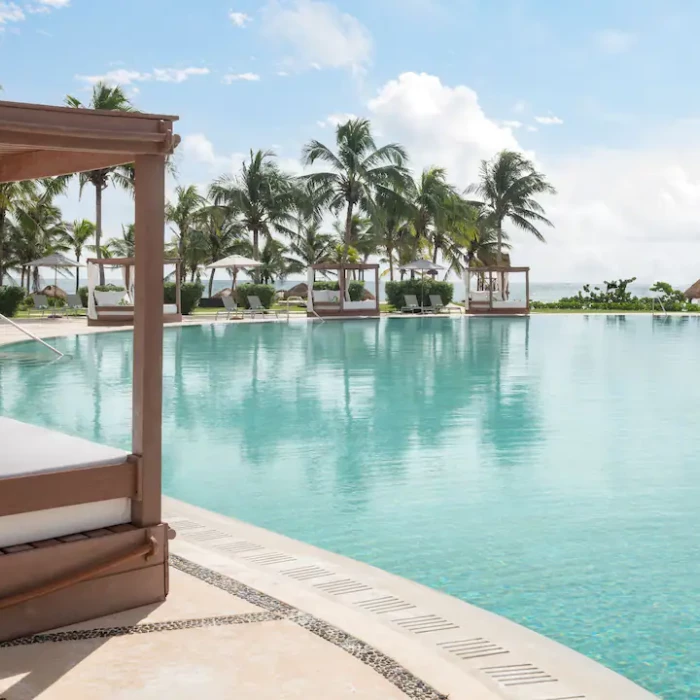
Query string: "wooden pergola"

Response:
xmin=464 ymin=266 xmax=531 ymax=315
xmin=307 ymin=263 xmax=380 ymax=318
xmin=86 ymin=256 xmax=182 ymax=326
xmin=0 ymin=100 xmax=178 ymax=640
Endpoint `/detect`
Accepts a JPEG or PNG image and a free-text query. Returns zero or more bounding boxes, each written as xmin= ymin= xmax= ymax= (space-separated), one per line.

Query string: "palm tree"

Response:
xmin=0 ymin=180 xmax=38 ymax=284
xmin=301 ymin=118 xmax=409 ymax=261
xmin=288 ymin=218 xmax=334 ymax=281
xmin=209 ymin=150 xmax=296 ymax=269
xmin=165 ymin=185 xmax=207 ymax=280
xmin=189 ymin=206 xmax=244 ymax=296
xmin=9 ymin=193 xmax=68 ymax=291
xmin=63 ymin=219 xmax=95 ymax=292
xmin=108 ymin=224 xmax=135 ymax=257
xmin=468 ymin=150 xmax=556 ymax=264
xmin=371 ymin=185 xmax=415 ymax=281
xmin=65 ymin=83 xmax=135 ymax=284
xmin=257 ymin=239 xmax=303 ymax=284
xmin=409 ymin=167 xmax=456 ymax=261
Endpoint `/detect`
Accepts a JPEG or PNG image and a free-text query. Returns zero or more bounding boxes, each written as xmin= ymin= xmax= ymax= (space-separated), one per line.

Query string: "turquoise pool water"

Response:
xmin=1 ymin=316 xmax=698 ymax=698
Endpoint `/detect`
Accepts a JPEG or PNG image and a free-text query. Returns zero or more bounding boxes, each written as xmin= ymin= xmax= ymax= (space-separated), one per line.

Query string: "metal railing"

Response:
xmin=0 ymin=313 xmax=64 ymax=357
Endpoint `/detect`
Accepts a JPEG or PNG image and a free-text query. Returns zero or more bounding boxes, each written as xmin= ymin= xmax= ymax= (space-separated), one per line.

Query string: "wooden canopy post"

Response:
xmin=339 ymin=265 xmax=345 ymax=313
xmin=374 ymin=264 xmax=380 ymax=313
xmin=525 ymin=268 xmax=530 ymax=312
xmin=176 ymin=261 xmax=182 ymax=315
xmin=131 ymin=154 xmax=165 ymax=528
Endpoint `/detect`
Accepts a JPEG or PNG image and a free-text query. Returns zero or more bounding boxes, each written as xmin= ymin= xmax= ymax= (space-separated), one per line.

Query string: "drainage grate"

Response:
xmin=314 ymin=578 xmax=373 ymax=595
xmin=392 ymin=614 xmax=460 ymax=634
xmin=282 ymin=565 xmax=335 ymax=581
xmin=243 ymin=551 xmax=297 ymax=565
xmin=437 ymin=637 xmax=509 ymax=660
xmin=481 ymin=663 xmax=557 ymax=687
xmin=182 ymin=528 xmax=231 ymax=543
xmin=355 ymin=596 xmax=416 ymax=614
xmin=213 ymin=541 xmax=264 ymax=555
xmin=168 ymin=519 xmax=204 ymax=531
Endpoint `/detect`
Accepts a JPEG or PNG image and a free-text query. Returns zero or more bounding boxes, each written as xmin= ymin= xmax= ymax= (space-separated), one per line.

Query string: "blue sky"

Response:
xmin=3 ymin=0 xmax=700 ymax=282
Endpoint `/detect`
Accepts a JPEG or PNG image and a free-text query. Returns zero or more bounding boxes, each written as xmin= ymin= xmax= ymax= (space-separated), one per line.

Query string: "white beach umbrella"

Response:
xmin=206 ymin=255 xmax=263 ymax=293
xmin=399 ymin=259 xmax=445 ymax=310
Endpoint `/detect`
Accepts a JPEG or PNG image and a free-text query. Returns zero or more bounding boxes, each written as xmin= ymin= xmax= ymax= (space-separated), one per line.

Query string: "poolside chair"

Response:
xmin=216 ymin=295 xmax=241 ymax=320
xmin=65 ymin=293 xmax=86 ymax=316
xmin=429 ymin=295 xmax=446 ymax=314
xmin=246 ymin=295 xmax=279 ymax=318
xmin=32 ymin=294 xmax=49 ymax=317
xmin=402 ymin=294 xmax=432 ymax=313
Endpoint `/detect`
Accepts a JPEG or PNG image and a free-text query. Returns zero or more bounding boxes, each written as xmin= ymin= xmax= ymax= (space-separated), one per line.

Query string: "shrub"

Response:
xmin=385 ymin=280 xmax=453 ymax=309
xmin=78 ymin=286 xmax=89 ymax=307
xmin=312 ymin=280 xmax=365 ymax=301
xmin=164 ymin=281 xmax=203 ymax=315
xmin=235 ymin=283 xmax=275 ymax=309
xmin=0 ymin=286 xmax=26 ymax=317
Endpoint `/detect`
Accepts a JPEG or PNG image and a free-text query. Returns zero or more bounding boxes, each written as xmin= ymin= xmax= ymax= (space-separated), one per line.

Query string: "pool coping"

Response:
xmin=164 ymin=496 xmax=658 ymax=700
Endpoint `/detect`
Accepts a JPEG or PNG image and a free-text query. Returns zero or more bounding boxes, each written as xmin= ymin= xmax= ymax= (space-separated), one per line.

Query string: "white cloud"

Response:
xmin=368 ymin=72 xmax=521 ymax=186
xmin=317 ymin=112 xmax=357 ymax=128
xmin=152 ymin=67 xmax=210 ymax=83
xmin=76 ymin=67 xmax=209 ymax=86
xmin=222 ymin=72 xmax=261 ymax=83
xmin=229 ymin=10 xmax=252 ymax=27
xmin=534 ymin=115 xmax=564 ymax=125
xmin=37 ymin=0 xmax=70 ymax=6
xmin=0 ymin=2 xmax=24 ymax=26
xmin=596 ymin=29 xmax=636 ymax=54
xmin=502 ymin=120 xmax=522 ymax=129
xmin=277 ymin=70 xmax=289 ymax=77
xmin=26 ymin=0 xmax=70 ymax=13
xmin=262 ymin=0 xmax=372 ymax=72
xmin=180 ymin=133 xmax=246 ymax=175
xmin=526 ymin=125 xmax=538 ymax=132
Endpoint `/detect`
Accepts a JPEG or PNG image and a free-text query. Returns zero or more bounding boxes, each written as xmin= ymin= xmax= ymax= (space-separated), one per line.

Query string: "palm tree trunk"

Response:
xmin=208 ymin=269 xmax=215 ymax=298
xmin=75 ymin=254 xmax=81 ymax=293
xmin=496 ymin=219 xmax=504 ymax=296
xmin=344 ymin=202 xmax=354 ymax=262
xmin=95 ymin=184 xmax=105 ymax=285
xmin=388 ymin=245 xmax=394 ymax=281
xmin=432 ymin=244 xmax=438 ymax=264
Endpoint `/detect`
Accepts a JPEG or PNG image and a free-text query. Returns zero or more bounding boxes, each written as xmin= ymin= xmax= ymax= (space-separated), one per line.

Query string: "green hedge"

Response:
xmin=313 ymin=280 xmax=365 ymax=301
xmin=235 ymin=283 xmax=276 ymax=309
xmin=165 ymin=281 xmax=203 ymax=315
xmin=385 ymin=280 xmax=453 ymax=309
xmin=0 ymin=286 xmax=25 ymax=317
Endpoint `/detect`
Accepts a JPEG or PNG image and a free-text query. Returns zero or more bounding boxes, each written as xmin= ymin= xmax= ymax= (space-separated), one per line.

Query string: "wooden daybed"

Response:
xmin=307 ymin=263 xmax=380 ymax=318
xmin=0 ymin=98 xmax=178 ymax=641
xmin=464 ymin=266 xmax=531 ymax=315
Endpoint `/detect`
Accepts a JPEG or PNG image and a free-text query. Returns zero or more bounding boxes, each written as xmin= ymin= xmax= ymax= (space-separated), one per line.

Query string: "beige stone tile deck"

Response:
xmin=1 ymin=615 xmax=408 ymax=700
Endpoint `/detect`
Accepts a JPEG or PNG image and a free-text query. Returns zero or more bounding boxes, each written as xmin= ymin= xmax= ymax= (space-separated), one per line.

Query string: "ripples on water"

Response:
xmin=1 ymin=316 xmax=699 ymax=699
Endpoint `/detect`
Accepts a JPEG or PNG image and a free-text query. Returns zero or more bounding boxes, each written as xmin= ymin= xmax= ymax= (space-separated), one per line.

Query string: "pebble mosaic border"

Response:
xmin=0 ymin=612 xmax=280 ymax=647
xmin=171 ymin=555 xmax=449 ymax=700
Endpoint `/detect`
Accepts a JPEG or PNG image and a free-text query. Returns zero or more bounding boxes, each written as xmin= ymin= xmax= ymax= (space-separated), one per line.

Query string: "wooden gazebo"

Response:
xmin=86 ymin=257 xmax=182 ymax=326
xmin=307 ymin=263 xmax=380 ymax=318
xmin=464 ymin=266 xmax=531 ymax=315
xmin=0 ymin=100 xmax=178 ymax=640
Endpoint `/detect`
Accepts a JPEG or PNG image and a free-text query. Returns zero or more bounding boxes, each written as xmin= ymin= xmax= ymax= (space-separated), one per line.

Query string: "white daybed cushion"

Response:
xmin=0 ymin=417 xmax=130 ymax=548
xmin=313 ymin=290 xmax=340 ymax=303
xmin=469 ymin=291 xmax=491 ymax=302
xmin=94 ymin=290 xmax=129 ymax=306
xmin=492 ymin=300 xmax=526 ymax=309
xmin=164 ymin=303 xmax=178 ymax=315
xmin=343 ymin=300 xmax=376 ymax=310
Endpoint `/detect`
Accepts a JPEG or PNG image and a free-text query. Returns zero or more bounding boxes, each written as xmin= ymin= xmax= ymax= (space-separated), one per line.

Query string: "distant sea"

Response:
xmin=29 ymin=277 xmax=691 ymax=303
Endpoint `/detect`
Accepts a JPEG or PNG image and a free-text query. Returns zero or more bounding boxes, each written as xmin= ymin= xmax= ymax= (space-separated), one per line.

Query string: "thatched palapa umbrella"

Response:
xmin=684 ymin=280 xmax=700 ymax=301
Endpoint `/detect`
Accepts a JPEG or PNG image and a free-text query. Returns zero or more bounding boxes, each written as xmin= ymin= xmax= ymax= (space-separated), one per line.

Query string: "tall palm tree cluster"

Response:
xmin=0 ymin=83 xmax=557 ymax=294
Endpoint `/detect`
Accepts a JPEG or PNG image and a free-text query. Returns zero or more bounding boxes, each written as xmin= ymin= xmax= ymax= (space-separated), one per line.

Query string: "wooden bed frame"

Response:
xmin=307 ymin=263 xmax=380 ymax=318
xmin=464 ymin=266 xmax=531 ymax=316
xmin=0 ymin=99 xmax=179 ymax=641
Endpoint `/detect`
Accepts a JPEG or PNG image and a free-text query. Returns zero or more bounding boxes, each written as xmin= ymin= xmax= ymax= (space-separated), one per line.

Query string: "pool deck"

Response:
xmin=0 ymin=315 xmax=660 ymax=699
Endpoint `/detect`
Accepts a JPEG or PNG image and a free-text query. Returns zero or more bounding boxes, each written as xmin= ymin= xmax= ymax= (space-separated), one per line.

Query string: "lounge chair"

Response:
xmin=246 ymin=295 xmax=279 ymax=318
xmin=401 ymin=294 xmax=432 ymax=313
xmin=429 ymin=295 xmax=446 ymax=313
xmin=65 ymin=293 xmax=86 ymax=316
xmin=216 ymin=295 xmax=241 ymax=320
xmin=32 ymin=294 xmax=48 ymax=317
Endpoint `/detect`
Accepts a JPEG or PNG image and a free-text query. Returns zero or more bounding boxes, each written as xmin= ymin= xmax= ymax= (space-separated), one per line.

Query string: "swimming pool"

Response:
xmin=1 ymin=316 xmax=698 ymax=698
